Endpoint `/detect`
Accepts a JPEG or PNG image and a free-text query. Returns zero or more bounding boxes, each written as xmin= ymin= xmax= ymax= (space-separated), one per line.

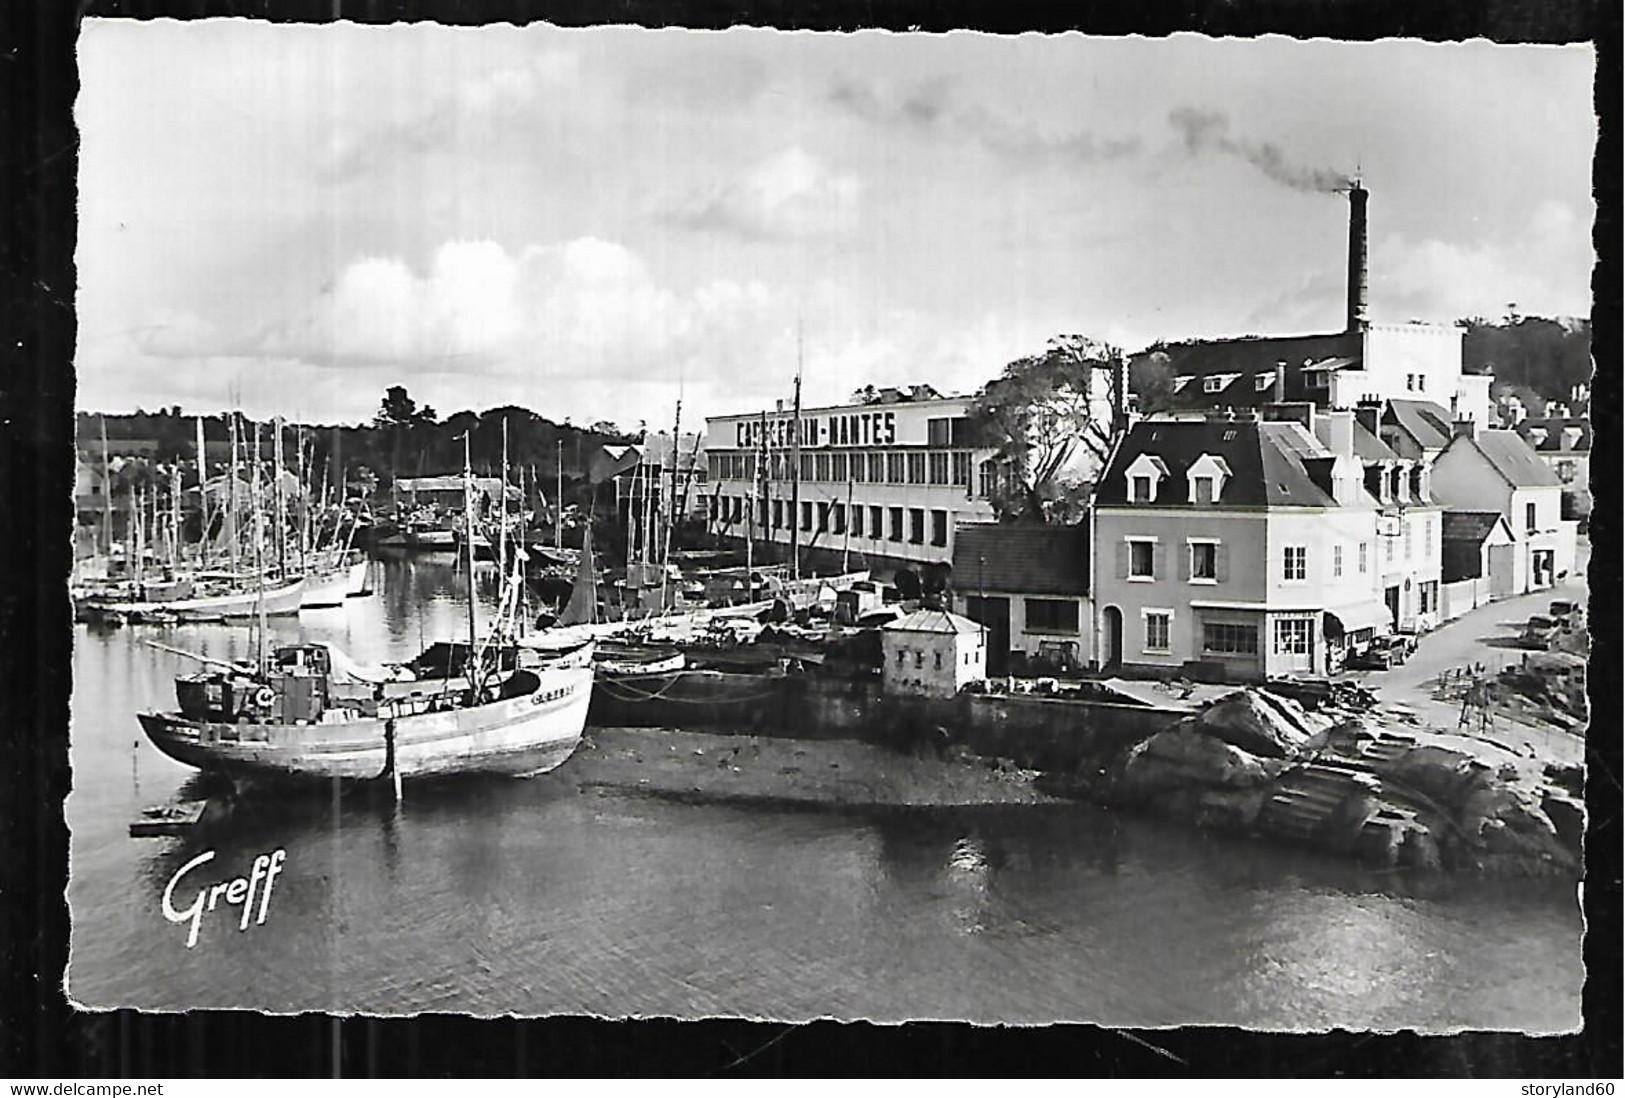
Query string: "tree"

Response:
xmin=966 ymin=335 xmax=1126 ymax=523
xmin=374 ymin=385 xmax=437 ymax=428
xmin=1129 ymin=348 xmax=1178 ymax=416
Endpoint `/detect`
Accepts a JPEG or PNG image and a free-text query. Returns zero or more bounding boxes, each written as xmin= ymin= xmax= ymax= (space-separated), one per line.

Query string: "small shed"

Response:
xmin=881 ymin=609 xmax=987 ymax=697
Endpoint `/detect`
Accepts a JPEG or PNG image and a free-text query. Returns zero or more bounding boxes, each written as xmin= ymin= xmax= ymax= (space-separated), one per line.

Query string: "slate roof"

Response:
xmin=1094 ymin=418 xmax=1338 ymax=509
xmin=1351 ymin=420 xmax=1399 ymax=461
xmin=950 ymin=522 xmax=1090 ymax=596
xmin=1515 ymin=417 xmax=1592 ymax=453
xmin=1383 ymin=399 xmax=1456 ymax=451
xmin=1145 ymin=331 xmax=1363 ymax=409
xmin=1442 ymin=510 xmax=1506 ymax=546
xmin=883 ymin=609 xmax=985 ymax=635
xmin=1461 ymin=430 xmax=1563 ymax=489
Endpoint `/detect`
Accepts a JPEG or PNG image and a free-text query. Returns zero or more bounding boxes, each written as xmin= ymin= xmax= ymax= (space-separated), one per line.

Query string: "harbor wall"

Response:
xmin=587 ymin=671 xmax=1181 ymax=770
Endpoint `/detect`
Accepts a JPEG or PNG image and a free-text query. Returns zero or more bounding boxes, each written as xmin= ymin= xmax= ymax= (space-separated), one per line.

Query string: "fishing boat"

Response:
xmin=137 ymin=438 xmax=595 ymax=784
xmin=89 ymin=573 xmax=307 ymax=621
xmin=136 ymin=640 xmax=593 ymax=781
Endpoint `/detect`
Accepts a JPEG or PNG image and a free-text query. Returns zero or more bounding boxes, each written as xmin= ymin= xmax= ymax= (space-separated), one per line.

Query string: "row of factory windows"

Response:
xmin=708 ymin=450 xmax=979 ymax=491
xmin=711 ymin=496 xmax=950 ymax=547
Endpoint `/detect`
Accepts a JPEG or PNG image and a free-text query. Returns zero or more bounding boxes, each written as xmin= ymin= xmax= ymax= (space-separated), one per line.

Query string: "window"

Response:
xmin=1358 ymin=541 xmax=1369 ymax=573
xmin=1386 ymin=536 xmax=1395 ymax=563
xmin=1192 ymin=477 xmax=1215 ymax=505
xmin=1307 ymin=371 xmax=1328 ymax=389
xmin=1283 ymin=545 xmax=1307 ymax=581
xmin=801 ymin=501 xmax=813 ymax=532
xmin=1203 ymin=376 xmax=1225 ymax=394
xmin=1417 ymin=375 xmax=1426 ymax=391
xmin=1333 ymin=544 xmax=1343 ymax=578
xmin=772 ymin=500 xmax=784 ymax=529
xmin=869 ymin=506 xmax=883 ymax=539
xmin=868 ymin=453 xmax=885 ymax=483
xmin=914 ymin=651 xmax=924 ymax=669
xmin=927 ymin=417 xmax=952 ymax=446
xmin=1525 ymin=501 xmax=1537 ymax=534
xmin=930 ymin=509 xmax=948 ymax=547
xmin=1025 ymin=598 xmax=1079 ymax=635
xmin=888 ymin=507 xmax=904 ymax=542
xmin=1406 ymin=373 xmax=1417 ymax=391
xmin=1144 ymin=611 xmax=1171 ymax=653
xmin=1203 ymin=622 xmax=1258 ymax=656
xmin=800 ymin=454 xmax=814 ymax=482
xmin=978 ymin=460 xmax=999 ymax=500
xmin=1190 ymin=542 xmax=1217 ymax=581
xmin=1129 ymin=539 xmax=1155 ymax=580
xmin=817 ymin=503 xmax=829 ymax=531
xmin=850 ymin=454 xmax=865 ymax=484
xmin=1131 ymin=476 xmax=1153 ymax=503
xmin=896 ymin=649 xmax=905 ymax=666
xmin=831 ymin=453 xmax=848 ymax=482
xmin=1274 ymin=617 xmax=1312 ymax=655
xmin=886 ymin=454 xmax=906 ymax=484
xmin=1403 ymin=519 xmax=1412 ymax=559
xmin=908 ymin=508 xmax=925 ymax=544
xmin=832 ymin=503 xmax=846 ymax=535
xmin=934 ymin=651 xmax=942 ymax=671
xmin=814 ymin=454 xmax=830 ymax=482
xmin=851 ymin=506 xmax=864 ymax=537
xmin=929 ymin=452 xmax=949 ymax=485
xmin=906 ymin=453 xmax=927 ymax=485
xmin=951 ymin=452 xmax=972 ymax=487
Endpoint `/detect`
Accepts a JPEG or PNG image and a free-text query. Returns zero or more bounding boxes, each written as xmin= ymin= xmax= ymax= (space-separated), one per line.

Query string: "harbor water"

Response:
xmin=67 ymin=556 xmax=1583 ymax=1029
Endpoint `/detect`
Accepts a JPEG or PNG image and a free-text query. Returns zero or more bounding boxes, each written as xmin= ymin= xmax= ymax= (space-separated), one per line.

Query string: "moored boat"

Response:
xmin=89 ymin=574 xmax=306 ymax=621
xmin=138 ymin=641 xmax=594 ymax=781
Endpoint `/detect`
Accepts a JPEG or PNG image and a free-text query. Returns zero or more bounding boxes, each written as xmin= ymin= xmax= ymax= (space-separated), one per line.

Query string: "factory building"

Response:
xmin=702 ymin=388 xmax=999 ymax=579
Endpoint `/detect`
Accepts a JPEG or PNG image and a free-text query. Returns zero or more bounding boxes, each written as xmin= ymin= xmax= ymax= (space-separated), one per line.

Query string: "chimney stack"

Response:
xmin=1346 ymin=184 xmax=1369 ymax=333
xmin=1354 ymin=401 xmax=1381 ymax=440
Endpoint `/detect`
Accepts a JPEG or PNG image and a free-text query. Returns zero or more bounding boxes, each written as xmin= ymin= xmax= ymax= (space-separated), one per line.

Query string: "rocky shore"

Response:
xmin=569 ymin=684 xmax=1584 ymax=877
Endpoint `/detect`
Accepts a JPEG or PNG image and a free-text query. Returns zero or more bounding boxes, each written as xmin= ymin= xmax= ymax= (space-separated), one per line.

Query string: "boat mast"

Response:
xmin=462 ymin=432 xmax=479 ymax=689
xmin=790 ymin=321 xmax=803 ymax=581
xmin=252 ymin=421 xmax=267 ymax=668
xmin=499 ymin=416 xmax=509 ymax=594
xmin=660 ymin=400 xmax=681 ymax=609
xmin=170 ymin=464 xmax=182 ymax=572
xmin=555 ymin=439 xmax=563 ymax=548
xmin=843 ymin=470 xmax=853 ymax=574
xmin=272 ymin=417 xmax=286 ymax=579
xmin=195 ymin=416 xmax=209 ymax=570
xmin=228 ymin=414 xmax=240 ymax=575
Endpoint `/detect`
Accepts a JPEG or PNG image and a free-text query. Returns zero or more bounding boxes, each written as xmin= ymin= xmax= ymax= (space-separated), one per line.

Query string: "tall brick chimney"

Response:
xmin=1346 ymin=184 xmax=1369 ymax=333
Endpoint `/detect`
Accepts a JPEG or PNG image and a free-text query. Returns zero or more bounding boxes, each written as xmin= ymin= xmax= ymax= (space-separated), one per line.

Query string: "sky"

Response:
xmin=75 ymin=22 xmax=1596 ymax=430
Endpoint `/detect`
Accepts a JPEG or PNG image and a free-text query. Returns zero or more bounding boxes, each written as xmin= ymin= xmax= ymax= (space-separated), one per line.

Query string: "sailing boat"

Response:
xmin=136 ymin=440 xmax=596 ymax=783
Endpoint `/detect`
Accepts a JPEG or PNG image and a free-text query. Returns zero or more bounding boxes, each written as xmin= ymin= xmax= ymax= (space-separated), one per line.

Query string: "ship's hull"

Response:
xmin=138 ymin=664 xmax=593 ymax=781
xmin=92 ymin=577 xmax=307 ymax=620
xmin=299 ymin=568 xmax=353 ymax=609
xmin=345 ymin=557 xmax=370 ymax=596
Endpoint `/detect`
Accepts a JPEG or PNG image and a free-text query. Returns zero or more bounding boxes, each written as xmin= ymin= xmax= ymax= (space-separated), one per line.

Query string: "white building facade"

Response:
xmin=703 ymin=394 xmax=998 ymax=576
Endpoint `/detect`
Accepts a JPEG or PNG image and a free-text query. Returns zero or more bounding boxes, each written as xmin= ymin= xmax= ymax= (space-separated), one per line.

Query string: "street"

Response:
xmin=1346 ymin=538 xmax=1590 ymax=766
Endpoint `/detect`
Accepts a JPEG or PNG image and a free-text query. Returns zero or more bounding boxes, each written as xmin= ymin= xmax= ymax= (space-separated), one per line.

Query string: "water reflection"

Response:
xmin=67 ymin=557 xmax=1583 ymax=1028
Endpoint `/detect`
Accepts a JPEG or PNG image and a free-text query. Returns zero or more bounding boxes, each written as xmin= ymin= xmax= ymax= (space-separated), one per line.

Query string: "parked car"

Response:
xmin=1548 ymin=599 xmax=1583 ymax=629
xmin=1345 ymin=634 xmax=1415 ymax=670
xmin=1521 ymin=614 xmax=1560 ymax=649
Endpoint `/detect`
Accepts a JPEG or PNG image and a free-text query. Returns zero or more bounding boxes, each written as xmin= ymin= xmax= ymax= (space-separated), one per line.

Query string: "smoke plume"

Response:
xmin=1168 ymin=107 xmax=1351 ymax=193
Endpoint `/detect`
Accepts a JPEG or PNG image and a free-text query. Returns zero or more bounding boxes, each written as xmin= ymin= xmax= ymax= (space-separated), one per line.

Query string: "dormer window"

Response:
xmin=1528 ymin=427 xmax=1548 ymax=447
xmin=1562 ymin=426 xmax=1584 ymax=451
xmin=1124 ymin=453 xmax=1170 ymax=504
xmin=1255 ymin=373 xmax=1275 ymax=392
xmin=1306 ymin=371 xmax=1329 ymax=389
xmin=1186 ymin=453 xmax=1232 ymax=505
xmin=1203 ymin=376 xmax=1226 ymax=394
xmin=1171 ymin=376 xmax=1194 ymax=394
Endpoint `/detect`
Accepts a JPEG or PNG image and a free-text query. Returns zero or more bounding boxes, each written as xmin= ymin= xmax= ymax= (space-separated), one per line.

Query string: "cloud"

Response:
xmin=664 ymin=147 xmax=862 ymax=241
xmin=1167 ymin=107 xmax=1352 ymax=193
xmin=318 ymin=50 xmax=578 ymax=185
xmin=829 ymin=76 xmax=1141 ymax=167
